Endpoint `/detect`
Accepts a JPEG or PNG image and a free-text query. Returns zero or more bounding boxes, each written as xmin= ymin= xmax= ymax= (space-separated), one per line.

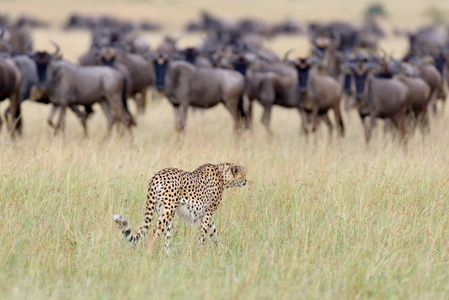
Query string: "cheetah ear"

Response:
xmin=231 ymin=166 xmax=239 ymax=176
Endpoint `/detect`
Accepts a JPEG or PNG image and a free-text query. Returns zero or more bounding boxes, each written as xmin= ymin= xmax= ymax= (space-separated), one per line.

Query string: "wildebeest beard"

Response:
xmin=353 ymin=71 xmax=368 ymax=101
xmin=34 ymin=52 xmax=52 ymax=87
xmin=232 ymin=59 xmax=249 ymax=76
xmin=101 ymin=56 xmax=115 ymax=66
xmin=153 ymin=59 xmax=168 ymax=91
xmin=295 ymin=64 xmax=310 ymax=93
xmin=343 ymin=73 xmax=352 ymax=94
xmin=433 ymin=54 xmax=446 ymax=75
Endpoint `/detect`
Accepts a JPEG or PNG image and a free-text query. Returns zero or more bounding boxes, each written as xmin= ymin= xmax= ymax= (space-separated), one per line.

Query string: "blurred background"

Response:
xmin=1 ymin=0 xmax=449 ymax=60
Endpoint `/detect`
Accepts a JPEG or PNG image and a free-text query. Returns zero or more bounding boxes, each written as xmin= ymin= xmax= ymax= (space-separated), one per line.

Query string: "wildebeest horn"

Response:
xmin=283 ymin=48 xmax=295 ymax=62
xmin=0 ymin=39 xmax=14 ymax=55
xmin=173 ymin=35 xmax=183 ymax=45
xmin=309 ymin=57 xmax=320 ymax=65
xmin=49 ymin=40 xmax=60 ymax=57
xmin=389 ymin=56 xmax=403 ymax=72
xmin=379 ymin=47 xmax=388 ymax=61
xmin=369 ymin=51 xmax=383 ymax=64
xmin=24 ymin=40 xmax=32 ymax=53
xmin=330 ymin=29 xmax=341 ymax=48
xmin=312 ymin=46 xmax=324 ymax=58
xmin=143 ymin=51 xmax=159 ymax=60
xmin=345 ymin=62 xmax=358 ymax=69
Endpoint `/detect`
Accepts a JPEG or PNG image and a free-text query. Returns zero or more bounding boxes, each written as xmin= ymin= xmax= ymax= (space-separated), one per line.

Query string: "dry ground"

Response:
xmin=1 ymin=0 xmax=449 ymax=299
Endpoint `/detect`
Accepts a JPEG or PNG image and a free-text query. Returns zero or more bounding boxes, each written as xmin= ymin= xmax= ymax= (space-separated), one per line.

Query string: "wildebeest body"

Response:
xmin=0 ymin=57 xmax=21 ymax=135
xmin=42 ymin=60 xmax=135 ymax=135
xmin=157 ymin=60 xmax=245 ymax=131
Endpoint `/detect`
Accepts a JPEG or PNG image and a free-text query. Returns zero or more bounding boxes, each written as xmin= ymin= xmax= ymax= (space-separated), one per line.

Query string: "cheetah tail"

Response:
xmin=113 ymin=214 xmax=149 ymax=246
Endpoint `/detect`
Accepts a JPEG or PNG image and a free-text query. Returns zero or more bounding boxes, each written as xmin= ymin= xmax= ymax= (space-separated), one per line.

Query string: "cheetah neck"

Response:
xmin=217 ymin=163 xmax=232 ymax=189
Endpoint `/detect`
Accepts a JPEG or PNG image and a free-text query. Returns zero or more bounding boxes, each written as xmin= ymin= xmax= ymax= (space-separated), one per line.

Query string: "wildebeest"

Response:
xmin=401 ymin=25 xmax=449 ymax=58
xmin=178 ymin=47 xmax=213 ymax=68
xmin=80 ymin=46 xmax=154 ymax=113
xmin=395 ymin=73 xmax=431 ymax=136
xmin=0 ymin=55 xmax=21 ymax=136
xmin=31 ymin=46 xmax=135 ymax=136
xmin=222 ymin=53 xmax=305 ymax=134
xmin=347 ymin=60 xmax=409 ymax=144
xmin=311 ymin=36 xmax=342 ymax=79
xmin=309 ymin=20 xmax=383 ymax=52
xmin=398 ymin=57 xmax=444 ymax=114
xmin=286 ymin=56 xmax=345 ymax=138
xmin=151 ymin=54 xmax=246 ymax=132
xmin=0 ymin=25 xmax=32 ymax=55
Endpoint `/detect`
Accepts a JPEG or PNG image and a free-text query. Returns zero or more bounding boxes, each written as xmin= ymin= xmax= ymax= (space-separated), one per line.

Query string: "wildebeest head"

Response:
xmin=432 ymin=51 xmax=447 ymax=75
xmin=231 ymin=55 xmax=251 ymax=75
xmin=313 ymin=37 xmax=330 ymax=56
xmin=180 ymin=47 xmax=198 ymax=64
xmin=0 ymin=39 xmax=13 ymax=57
xmin=284 ymin=50 xmax=318 ymax=93
xmin=347 ymin=59 xmax=373 ymax=101
xmin=99 ymin=47 xmax=117 ymax=66
xmin=149 ymin=52 xmax=170 ymax=91
xmin=30 ymin=41 xmax=60 ymax=87
xmin=294 ymin=58 xmax=312 ymax=93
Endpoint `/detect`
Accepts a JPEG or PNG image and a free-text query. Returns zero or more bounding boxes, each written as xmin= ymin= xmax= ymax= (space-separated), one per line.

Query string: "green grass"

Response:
xmin=1 ymin=0 xmax=449 ymax=298
xmin=1 ymin=101 xmax=449 ymax=299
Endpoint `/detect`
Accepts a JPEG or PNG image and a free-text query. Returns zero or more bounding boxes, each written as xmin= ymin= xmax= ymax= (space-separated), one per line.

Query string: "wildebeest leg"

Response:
xmin=419 ymin=106 xmax=430 ymax=141
xmin=108 ymin=94 xmax=135 ymax=132
xmin=365 ymin=114 xmax=377 ymax=143
xmin=47 ymin=105 xmax=59 ymax=128
xmin=321 ymin=113 xmax=333 ymax=142
xmin=7 ymin=91 xmax=21 ymax=137
xmin=132 ymin=95 xmax=143 ymax=113
xmin=54 ymin=105 xmax=67 ymax=136
xmin=359 ymin=112 xmax=372 ymax=143
xmin=4 ymin=106 xmax=22 ymax=137
xmin=383 ymin=119 xmax=391 ymax=140
xmin=173 ymin=104 xmax=182 ymax=132
xmin=223 ymin=98 xmax=243 ymax=132
xmin=140 ymin=88 xmax=148 ymax=113
xmin=298 ymin=108 xmax=308 ymax=136
xmin=69 ymin=105 xmax=88 ymax=136
xmin=244 ymin=98 xmax=253 ymax=129
xmin=392 ymin=113 xmax=407 ymax=147
xmin=173 ymin=103 xmax=188 ymax=132
xmin=311 ymin=105 xmax=319 ymax=133
xmin=334 ymin=104 xmax=345 ymax=137
xmin=179 ymin=104 xmax=188 ymax=131
xmin=99 ymin=101 xmax=115 ymax=136
xmin=261 ymin=105 xmax=273 ymax=135
xmin=437 ymin=83 xmax=447 ymax=112
xmin=343 ymin=93 xmax=354 ymax=112
xmin=428 ymin=91 xmax=438 ymax=116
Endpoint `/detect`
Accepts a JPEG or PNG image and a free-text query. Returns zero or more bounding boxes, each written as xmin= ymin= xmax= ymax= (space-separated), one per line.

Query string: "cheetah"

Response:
xmin=113 ymin=163 xmax=247 ymax=254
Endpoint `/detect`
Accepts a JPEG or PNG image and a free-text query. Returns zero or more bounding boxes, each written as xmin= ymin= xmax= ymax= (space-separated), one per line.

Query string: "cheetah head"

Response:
xmin=219 ymin=163 xmax=247 ymax=188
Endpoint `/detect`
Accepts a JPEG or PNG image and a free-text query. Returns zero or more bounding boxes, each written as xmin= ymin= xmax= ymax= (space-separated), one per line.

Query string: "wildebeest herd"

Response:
xmin=0 ymin=11 xmax=448 ymax=144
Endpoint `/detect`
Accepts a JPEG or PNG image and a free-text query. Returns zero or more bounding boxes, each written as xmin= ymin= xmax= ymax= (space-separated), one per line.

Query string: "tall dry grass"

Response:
xmin=1 ymin=0 xmax=449 ymax=299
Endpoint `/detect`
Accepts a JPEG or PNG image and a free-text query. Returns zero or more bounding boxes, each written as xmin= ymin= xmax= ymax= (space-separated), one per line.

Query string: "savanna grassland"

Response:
xmin=1 ymin=0 xmax=449 ymax=299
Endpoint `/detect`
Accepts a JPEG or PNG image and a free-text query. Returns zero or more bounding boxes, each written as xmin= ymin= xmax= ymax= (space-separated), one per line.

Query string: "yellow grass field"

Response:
xmin=1 ymin=0 xmax=449 ymax=299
